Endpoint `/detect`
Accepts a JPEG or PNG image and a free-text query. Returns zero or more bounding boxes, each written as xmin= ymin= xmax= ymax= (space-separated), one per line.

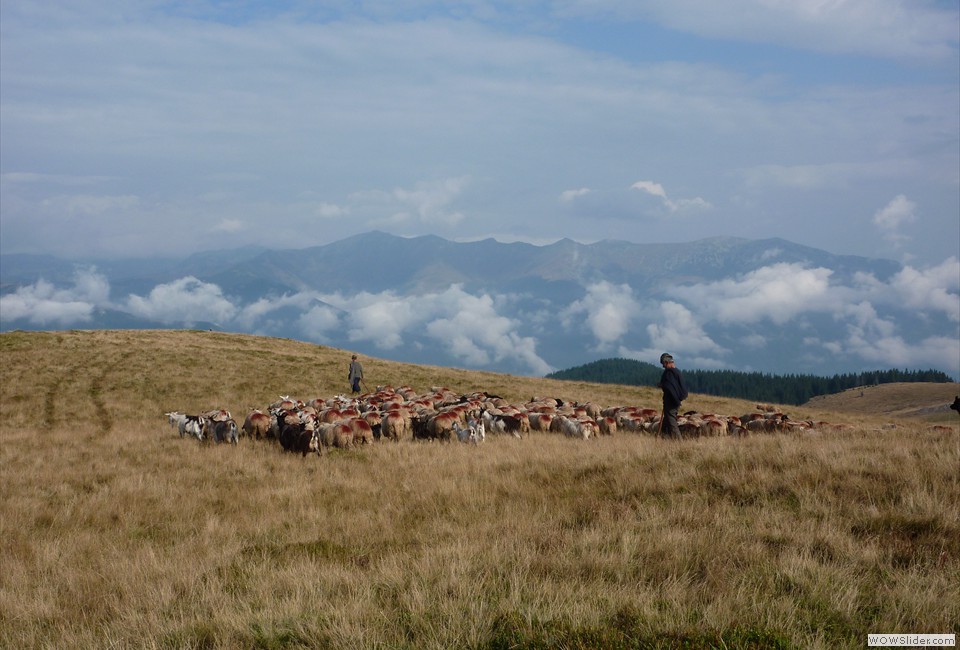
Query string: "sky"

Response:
xmin=1 ymin=0 xmax=958 ymax=265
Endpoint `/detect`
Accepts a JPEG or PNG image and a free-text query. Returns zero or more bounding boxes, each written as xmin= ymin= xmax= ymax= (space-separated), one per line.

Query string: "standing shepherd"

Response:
xmin=657 ymin=352 xmax=688 ymax=439
xmin=348 ymin=354 xmax=364 ymax=395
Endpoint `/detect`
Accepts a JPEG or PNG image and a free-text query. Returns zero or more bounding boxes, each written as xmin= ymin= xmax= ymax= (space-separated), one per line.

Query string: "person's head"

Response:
xmin=351 ymin=354 xmax=358 ymax=360
xmin=659 ymin=352 xmax=675 ymax=367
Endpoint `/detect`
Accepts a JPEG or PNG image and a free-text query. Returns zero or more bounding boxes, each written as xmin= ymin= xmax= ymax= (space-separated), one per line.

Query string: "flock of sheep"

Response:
xmin=164 ymin=385 xmax=831 ymax=456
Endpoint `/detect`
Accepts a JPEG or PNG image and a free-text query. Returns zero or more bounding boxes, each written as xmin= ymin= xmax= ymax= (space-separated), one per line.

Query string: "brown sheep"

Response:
xmin=242 ymin=410 xmax=271 ymax=440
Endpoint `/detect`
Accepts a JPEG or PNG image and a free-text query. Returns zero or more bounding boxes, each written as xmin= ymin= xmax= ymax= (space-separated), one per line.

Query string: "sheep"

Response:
xmin=347 ymin=417 xmax=375 ymax=445
xmin=242 ymin=409 xmax=271 ymax=440
xmin=557 ymin=415 xmax=590 ymax=439
xmin=330 ymin=423 xmax=355 ymax=448
xmin=597 ymin=416 xmax=617 ymax=435
xmin=381 ymin=409 xmax=409 ymax=442
xmin=425 ymin=411 xmax=458 ymax=441
xmin=362 ymin=410 xmax=383 ymax=440
xmin=528 ymin=412 xmax=554 ymax=432
xmin=201 ymin=408 xmax=232 ymax=423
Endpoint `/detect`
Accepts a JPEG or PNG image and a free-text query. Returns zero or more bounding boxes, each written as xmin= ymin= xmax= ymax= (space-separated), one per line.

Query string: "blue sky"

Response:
xmin=2 ymin=0 xmax=958 ymax=265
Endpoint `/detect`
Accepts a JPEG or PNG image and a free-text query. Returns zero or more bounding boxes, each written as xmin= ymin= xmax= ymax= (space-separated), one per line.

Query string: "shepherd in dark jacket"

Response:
xmin=657 ymin=352 xmax=688 ymax=439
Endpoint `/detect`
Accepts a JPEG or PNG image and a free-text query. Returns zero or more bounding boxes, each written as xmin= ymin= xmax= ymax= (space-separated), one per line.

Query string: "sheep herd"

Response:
xmin=164 ymin=384 xmax=839 ymax=456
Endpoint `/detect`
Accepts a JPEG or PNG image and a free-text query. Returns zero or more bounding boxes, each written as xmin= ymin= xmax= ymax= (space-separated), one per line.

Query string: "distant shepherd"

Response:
xmin=348 ymin=354 xmax=364 ymax=395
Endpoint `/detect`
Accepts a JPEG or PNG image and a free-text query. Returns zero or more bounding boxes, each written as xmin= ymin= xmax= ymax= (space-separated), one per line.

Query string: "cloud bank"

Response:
xmin=5 ymin=255 xmax=956 ymax=378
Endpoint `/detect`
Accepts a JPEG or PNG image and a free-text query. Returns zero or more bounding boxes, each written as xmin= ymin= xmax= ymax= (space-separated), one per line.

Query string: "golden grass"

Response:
xmin=1 ymin=330 xmax=958 ymax=649
xmin=805 ymin=382 xmax=959 ymax=422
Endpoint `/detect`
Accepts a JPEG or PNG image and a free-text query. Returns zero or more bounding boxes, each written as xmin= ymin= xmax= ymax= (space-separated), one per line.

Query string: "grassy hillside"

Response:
xmin=1 ymin=330 xmax=958 ymax=649
xmin=804 ymin=382 xmax=959 ymax=421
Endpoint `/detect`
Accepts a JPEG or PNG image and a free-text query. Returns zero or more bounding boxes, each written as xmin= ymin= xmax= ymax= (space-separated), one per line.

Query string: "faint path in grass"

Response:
xmin=88 ymin=349 xmax=133 ymax=434
xmin=42 ymin=376 xmax=61 ymax=430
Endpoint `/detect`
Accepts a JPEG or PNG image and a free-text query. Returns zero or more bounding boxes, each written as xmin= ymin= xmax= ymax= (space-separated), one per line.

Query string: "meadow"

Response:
xmin=1 ymin=330 xmax=958 ymax=649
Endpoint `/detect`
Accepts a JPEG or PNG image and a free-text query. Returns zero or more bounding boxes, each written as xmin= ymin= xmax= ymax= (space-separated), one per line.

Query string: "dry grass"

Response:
xmin=805 ymin=382 xmax=959 ymax=422
xmin=1 ymin=330 xmax=958 ymax=649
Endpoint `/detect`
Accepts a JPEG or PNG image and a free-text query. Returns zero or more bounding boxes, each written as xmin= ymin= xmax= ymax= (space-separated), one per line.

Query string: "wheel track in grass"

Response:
xmin=88 ymin=349 xmax=134 ymax=434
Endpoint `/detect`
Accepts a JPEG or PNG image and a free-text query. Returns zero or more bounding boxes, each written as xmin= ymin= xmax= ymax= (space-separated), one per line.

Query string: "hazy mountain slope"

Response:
xmin=2 ymin=231 xmax=948 ymax=380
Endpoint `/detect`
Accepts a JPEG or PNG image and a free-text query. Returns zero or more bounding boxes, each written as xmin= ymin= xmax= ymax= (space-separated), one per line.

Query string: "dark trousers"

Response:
xmin=663 ymin=406 xmax=681 ymax=439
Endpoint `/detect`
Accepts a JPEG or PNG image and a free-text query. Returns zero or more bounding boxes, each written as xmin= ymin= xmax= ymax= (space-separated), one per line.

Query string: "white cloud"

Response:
xmin=390 ymin=177 xmax=470 ymax=227
xmin=346 ymin=292 xmax=425 ymax=349
xmin=887 ymin=259 xmax=960 ymax=322
xmin=316 ymin=202 xmax=348 ymax=218
xmin=561 ymin=281 xmax=639 ymax=347
xmin=644 ymin=300 xmax=727 ymax=357
xmin=234 ymin=292 xmax=335 ymax=331
xmin=124 ymin=277 xmax=238 ymax=325
xmin=297 ymin=304 xmax=342 ymax=342
xmin=0 ymin=267 xmax=111 ymax=326
xmin=346 ymin=177 xmax=471 ymax=229
xmin=213 ymin=218 xmax=244 ymax=233
xmin=656 ymin=258 xmax=959 ymax=372
xmin=872 ymin=194 xmax=917 ymax=244
xmin=560 ymin=188 xmax=591 ymax=202
xmin=842 ymin=325 xmax=959 ymax=369
xmin=630 ymin=180 xmax=712 ymax=214
xmin=615 ymin=299 xmax=727 ymax=368
xmin=630 ymin=181 xmax=668 ymax=200
xmin=424 ymin=288 xmax=553 ymax=374
xmin=673 ymin=262 xmax=836 ymax=325
xmin=308 ymin=284 xmax=552 ymax=374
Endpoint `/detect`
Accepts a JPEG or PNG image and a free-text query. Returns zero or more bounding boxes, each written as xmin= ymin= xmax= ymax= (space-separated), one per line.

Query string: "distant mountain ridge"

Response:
xmin=1 ymin=231 xmax=900 ymax=297
xmin=2 ymin=231 xmax=953 ymax=380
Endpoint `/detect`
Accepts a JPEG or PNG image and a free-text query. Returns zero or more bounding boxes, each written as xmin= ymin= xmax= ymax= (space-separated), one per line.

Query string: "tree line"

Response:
xmin=545 ymin=358 xmax=954 ymax=406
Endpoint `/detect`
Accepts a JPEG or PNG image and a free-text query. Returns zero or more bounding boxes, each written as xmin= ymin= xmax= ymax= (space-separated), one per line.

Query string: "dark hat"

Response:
xmin=351 ymin=354 xmax=357 ymax=359
xmin=659 ymin=352 xmax=674 ymax=364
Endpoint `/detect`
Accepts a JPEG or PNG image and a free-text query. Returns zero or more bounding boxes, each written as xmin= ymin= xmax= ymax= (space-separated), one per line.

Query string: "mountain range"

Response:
xmin=2 ymin=231 xmax=957 ymax=379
